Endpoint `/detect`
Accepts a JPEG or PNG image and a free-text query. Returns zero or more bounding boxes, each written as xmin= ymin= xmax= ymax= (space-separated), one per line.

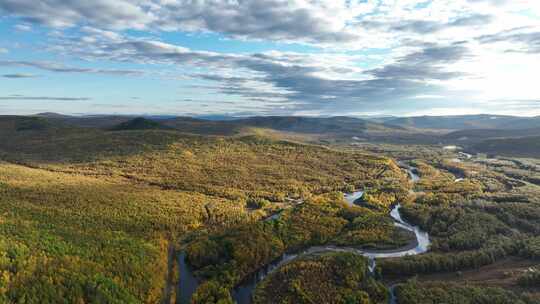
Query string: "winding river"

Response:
xmin=177 ymin=252 xmax=200 ymax=304
xmin=398 ymin=161 xmax=420 ymax=183
xmin=231 ymin=201 xmax=429 ymax=304
xmin=344 ymin=191 xmax=365 ymax=205
xmin=178 ymin=163 xmax=429 ymax=304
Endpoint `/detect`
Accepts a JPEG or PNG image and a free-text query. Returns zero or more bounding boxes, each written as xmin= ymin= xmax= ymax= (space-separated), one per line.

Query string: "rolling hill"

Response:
xmin=31 ymin=114 xmax=410 ymax=138
xmin=163 ymin=115 xmax=408 ymax=137
xmin=15 ymin=114 xmax=540 ymax=151
xmin=110 ymin=117 xmax=172 ymax=131
xmin=160 ymin=117 xmax=243 ymax=136
xmin=471 ymin=136 xmax=540 ymax=158
xmin=384 ymin=115 xmax=540 ymax=130
xmin=443 ymin=128 xmax=540 ymax=141
xmin=232 ymin=116 xmax=400 ymax=134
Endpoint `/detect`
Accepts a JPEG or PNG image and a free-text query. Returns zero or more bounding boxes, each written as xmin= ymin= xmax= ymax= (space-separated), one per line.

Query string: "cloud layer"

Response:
xmin=0 ymin=0 xmax=364 ymax=45
xmin=0 ymin=60 xmax=143 ymax=76
xmin=1 ymin=0 xmax=540 ymax=115
xmin=0 ymin=95 xmax=91 ymax=101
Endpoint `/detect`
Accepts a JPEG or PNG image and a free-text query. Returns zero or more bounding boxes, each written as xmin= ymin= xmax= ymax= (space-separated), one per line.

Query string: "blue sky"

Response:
xmin=1 ymin=0 xmax=540 ymax=117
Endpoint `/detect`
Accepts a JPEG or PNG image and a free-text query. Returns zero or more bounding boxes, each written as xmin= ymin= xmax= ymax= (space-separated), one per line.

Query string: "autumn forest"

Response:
xmin=0 ymin=115 xmax=539 ymax=304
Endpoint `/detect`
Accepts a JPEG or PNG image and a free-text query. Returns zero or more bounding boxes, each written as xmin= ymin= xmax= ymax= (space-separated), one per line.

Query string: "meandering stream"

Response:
xmin=178 ymin=252 xmax=200 ymax=304
xmin=231 ymin=201 xmax=430 ymax=304
xmin=344 ymin=191 xmax=365 ymax=205
xmin=178 ymin=163 xmax=429 ymax=304
xmin=398 ymin=161 xmax=420 ymax=183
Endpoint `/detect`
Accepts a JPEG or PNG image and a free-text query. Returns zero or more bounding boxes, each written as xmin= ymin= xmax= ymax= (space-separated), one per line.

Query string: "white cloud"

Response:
xmin=0 ymin=0 xmax=153 ymax=29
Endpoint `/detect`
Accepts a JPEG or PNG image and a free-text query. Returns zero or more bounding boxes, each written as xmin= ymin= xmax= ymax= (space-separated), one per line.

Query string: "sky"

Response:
xmin=1 ymin=0 xmax=540 ymax=117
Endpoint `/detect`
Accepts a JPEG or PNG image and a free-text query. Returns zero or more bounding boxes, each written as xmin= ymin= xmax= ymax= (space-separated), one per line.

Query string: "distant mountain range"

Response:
xmin=12 ymin=111 xmax=540 ymax=166
xmin=17 ymin=113 xmax=540 ymax=158
xmin=34 ymin=112 xmax=540 ymax=130
xmin=33 ymin=114 xmax=408 ymax=136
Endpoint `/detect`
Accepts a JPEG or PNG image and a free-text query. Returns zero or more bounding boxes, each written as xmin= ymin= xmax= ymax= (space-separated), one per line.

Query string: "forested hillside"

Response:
xmin=471 ymin=136 xmax=540 ymax=158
